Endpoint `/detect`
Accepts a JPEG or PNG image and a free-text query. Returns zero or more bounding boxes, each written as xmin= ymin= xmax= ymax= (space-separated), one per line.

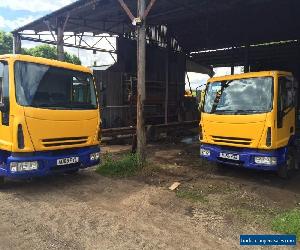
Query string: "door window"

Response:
xmin=0 ymin=61 xmax=9 ymax=105
xmin=278 ymin=76 xmax=295 ymax=113
xmin=277 ymin=76 xmax=296 ymax=128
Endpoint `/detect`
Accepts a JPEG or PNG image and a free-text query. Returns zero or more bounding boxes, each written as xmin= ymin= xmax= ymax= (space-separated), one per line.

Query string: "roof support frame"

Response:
xmin=19 ymin=35 xmax=117 ymax=54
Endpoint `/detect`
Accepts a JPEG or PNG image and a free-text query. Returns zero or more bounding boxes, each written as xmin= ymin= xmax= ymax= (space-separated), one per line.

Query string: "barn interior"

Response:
xmin=12 ymin=0 xmax=300 ymax=136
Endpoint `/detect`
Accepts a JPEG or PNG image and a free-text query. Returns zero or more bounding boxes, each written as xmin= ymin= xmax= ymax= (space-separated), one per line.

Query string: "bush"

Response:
xmin=272 ymin=209 xmax=300 ymax=239
xmin=96 ymin=153 xmax=142 ymax=178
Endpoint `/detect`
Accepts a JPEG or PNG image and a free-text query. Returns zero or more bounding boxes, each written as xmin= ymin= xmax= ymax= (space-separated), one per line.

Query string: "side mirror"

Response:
xmin=0 ymin=98 xmax=9 ymax=113
xmin=0 ymin=64 xmax=4 ymax=77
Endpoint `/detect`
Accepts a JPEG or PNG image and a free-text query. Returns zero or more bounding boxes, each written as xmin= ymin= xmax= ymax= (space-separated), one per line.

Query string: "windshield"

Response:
xmin=203 ymin=77 xmax=273 ymax=114
xmin=14 ymin=61 xmax=97 ymax=110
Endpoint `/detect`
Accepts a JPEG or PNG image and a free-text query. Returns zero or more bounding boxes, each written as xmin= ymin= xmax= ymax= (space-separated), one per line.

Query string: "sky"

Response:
xmin=0 ymin=0 xmax=116 ymax=67
xmin=0 ymin=0 xmax=238 ymax=90
xmin=0 ymin=1 xmax=75 ymax=30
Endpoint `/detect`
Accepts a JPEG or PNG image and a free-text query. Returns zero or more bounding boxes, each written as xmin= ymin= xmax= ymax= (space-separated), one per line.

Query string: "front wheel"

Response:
xmin=65 ymin=169 xmax=79 ymax=175
xmin=277 ymin=147 xmax=296 ymax=179
xmin=0 ymin=176 xmax=4 ymax=186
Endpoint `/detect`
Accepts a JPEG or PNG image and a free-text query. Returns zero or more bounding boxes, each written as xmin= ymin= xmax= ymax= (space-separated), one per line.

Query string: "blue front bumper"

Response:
xmin=200 ymin=143 xmax=287 ymax=171
xmin=0 ymin=145 xmax=100 ymax=178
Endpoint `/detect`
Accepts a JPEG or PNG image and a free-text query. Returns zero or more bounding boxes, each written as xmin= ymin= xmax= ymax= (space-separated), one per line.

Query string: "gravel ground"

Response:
xmin=0 ymin=142 xmax=298 ymax=250
xmin=0 ymin=169 xmax=240 ymax=250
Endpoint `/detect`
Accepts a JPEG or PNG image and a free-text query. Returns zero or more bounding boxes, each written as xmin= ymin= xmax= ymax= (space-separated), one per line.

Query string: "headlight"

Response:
xmin=200 ymin=148 xmax=210 ymax=156
xmin=90 ymin=152 xmax=100 ymax=161
xmin=10 ymin=161 xmax=39 ymax=172
xmin=254 ymin=157 xmax=277 ymax=165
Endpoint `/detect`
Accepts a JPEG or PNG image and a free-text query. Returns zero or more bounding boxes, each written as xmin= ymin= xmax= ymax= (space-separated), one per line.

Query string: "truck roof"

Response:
xmin=0 ymin=54 xmax=92 ymax=74
xmin=208 ymin=71 xmax=293 ymax=83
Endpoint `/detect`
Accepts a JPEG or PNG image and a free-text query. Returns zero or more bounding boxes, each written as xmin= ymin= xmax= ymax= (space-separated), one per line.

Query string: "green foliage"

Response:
xmin=64 ymin=52 xmax=81 ymax=65
xmin=272 ymin=209 xmax=300 ymax=239
xmin=23 ymin=45 xmax=81 ymax=65
xmin=23 ymin=45 xmax=57 ymax=60
xmin=96 ymin=153 xmax=142 ymax=178
xmin=0 ymin=31 xmax=13 ymax=54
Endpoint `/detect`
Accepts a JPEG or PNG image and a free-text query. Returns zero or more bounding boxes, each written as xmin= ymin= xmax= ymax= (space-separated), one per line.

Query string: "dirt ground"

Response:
xmin=0 ymin=140 xmax=299 ymax=250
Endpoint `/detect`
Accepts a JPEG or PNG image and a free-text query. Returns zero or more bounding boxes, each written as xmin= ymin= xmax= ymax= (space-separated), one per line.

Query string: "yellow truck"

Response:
xmin=200 ymin=71 xmax=298 ymax=178
xmin=0 ymin=54 xmax=101 ymax=182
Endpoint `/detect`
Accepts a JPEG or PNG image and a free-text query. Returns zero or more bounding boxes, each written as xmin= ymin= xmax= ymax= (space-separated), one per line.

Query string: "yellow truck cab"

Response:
xmin=200 ymin=71 xmax=298 ymax=178
xmin=0 ymin=54 xmax=101 ymax=181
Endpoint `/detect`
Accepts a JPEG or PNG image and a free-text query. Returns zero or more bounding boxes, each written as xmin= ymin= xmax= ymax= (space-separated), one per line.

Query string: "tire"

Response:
xmin=65 ymin=169 xmax=79 ymax=175
xmin=0 ymin=176 xmax=4 ymax=186
xmin=278 ymin=147 xmax=296 ymax=179
xmin=216 ymin=162 xmax=224 ymax=169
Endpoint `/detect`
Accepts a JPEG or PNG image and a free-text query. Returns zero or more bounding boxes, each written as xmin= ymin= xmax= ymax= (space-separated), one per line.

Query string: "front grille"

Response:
xmin=42 ymin=136 xmax=88 ymax=147
xmin=212 ymin=136 xmax=252 ymax=146
xmin=217 ymin=157 xmax=244 ymax=166
xmin=50 ymin=162 xmax=81 ymax=172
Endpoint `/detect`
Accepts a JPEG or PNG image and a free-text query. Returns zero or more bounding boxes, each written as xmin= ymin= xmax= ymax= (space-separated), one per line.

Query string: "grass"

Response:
xmin=272 ymin=209 xmax=300 ymax=238
xmin=96 ymin=153 xmax=142 ymax=178
xmin=176 ymin=187 xmax=208 ymax=203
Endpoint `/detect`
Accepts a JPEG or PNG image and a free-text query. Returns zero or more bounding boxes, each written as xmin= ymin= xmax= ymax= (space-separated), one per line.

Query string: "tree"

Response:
xmin=0 ymin=31 xmax=13 ymax=54
xmin=0 ymin=31 xmax=81 ymax=65
xmin=23 ymin=45 xmax=81 ymax=65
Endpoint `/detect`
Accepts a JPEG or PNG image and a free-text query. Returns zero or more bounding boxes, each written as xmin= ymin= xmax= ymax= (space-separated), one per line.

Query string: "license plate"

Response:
xmin=219 ymin=152 xmax=239 ymax=161
xmin=57 ymin=157 xmax=79 ymax=166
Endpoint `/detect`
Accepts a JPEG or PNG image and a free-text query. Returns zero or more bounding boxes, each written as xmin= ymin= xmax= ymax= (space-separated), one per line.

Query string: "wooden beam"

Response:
xmin=13 ymin=34 xmax=22 ymax=54
xmin=117 ymin=0 xmax=135 ymax=22
xmin=144 ymin=0 xmax=157 ymax=18
xmin=164 ymin=29 xmax=170 ymax=124
xmin=57 ymin=20 xmax=65 ymax=61
xmin=44 ymin=20 xmax=57 ymax=42
xmin=231 ymin=46 xmax=235 ymax=75
xmin=244 ymin=42 xmax=250 ymax=73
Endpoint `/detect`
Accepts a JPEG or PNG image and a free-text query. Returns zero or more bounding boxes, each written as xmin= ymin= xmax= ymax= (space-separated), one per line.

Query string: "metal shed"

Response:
xmin=12 ymin=0 xmax=300 ymax=160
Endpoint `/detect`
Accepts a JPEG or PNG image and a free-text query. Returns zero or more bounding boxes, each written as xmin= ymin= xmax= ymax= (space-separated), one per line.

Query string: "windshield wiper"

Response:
xmin=214 ymin=110 xmax=236 ymax=114
xmin=233 ymin=110 xmax=268 ymax=114
xmin=63 ymin=103 xmax=96 ymax=109
xmin=213 ymin=109 xmax=268 ymax=115
xmin=31 ymin=103 xmax=96 ymax=110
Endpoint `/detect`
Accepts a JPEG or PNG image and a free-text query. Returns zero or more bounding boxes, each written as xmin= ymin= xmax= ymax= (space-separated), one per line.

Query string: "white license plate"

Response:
xmin=219 ymin=152 xmax=239 ymax=161
xmin=57 ymin=157 xmax=79 ymax=166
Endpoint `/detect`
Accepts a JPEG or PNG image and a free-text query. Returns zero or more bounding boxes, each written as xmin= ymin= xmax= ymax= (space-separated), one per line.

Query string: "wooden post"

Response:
xmin=57 ymin=18 xmax=65 ymax=61
xmin=244 ymin=43 xmax=250 ymax=73
xmin=136 ymin=0 xmax=146 ymax=163
xmin=231 ymin=46 xmax=234 ymax=75
xmin=13 ymin=34 xmax=22 ymax=54
xmin=164 ymin=30 xmax=170 ymax=124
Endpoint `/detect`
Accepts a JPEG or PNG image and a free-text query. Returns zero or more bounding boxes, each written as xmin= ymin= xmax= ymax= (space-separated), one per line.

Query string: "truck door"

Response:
xmin=0 ymin=61 xmax=12 ymax=151
xmin=276 ymin=76 xmax=296 ymax=148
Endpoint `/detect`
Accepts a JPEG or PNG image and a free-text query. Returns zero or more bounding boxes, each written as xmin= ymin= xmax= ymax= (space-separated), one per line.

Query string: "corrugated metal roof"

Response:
xmin=13 ymin=0 xmax=300 ymax=52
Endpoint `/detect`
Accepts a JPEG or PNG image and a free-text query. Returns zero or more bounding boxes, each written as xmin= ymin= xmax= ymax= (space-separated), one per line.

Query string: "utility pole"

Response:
xmin=118 ymin=0 xmax=156 ymax=163
xmin=244 ymin=42 xmax=250 ymax=73
xmin=164 ymin=29 xmax=170 ymax=124
xmin=13 ymin=34 xmax=22 ymax=54
xmin=231 ymin=45 xmax=235 ymax=75
xmin=57 ymin=17 xmax=65 ymax=61
xmin=136 ymin=0 xmax=146 ymax=163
